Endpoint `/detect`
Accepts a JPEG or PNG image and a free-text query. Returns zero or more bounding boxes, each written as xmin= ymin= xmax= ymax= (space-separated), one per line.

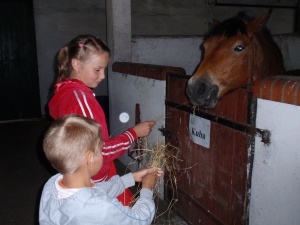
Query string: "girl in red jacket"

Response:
xmin=48 ymin=34 xmax=155 ymax=206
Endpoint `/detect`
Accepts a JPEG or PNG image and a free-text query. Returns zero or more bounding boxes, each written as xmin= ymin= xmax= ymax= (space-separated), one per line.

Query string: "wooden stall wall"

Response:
xmin=165 ymin=74 xmax=256 ymax=225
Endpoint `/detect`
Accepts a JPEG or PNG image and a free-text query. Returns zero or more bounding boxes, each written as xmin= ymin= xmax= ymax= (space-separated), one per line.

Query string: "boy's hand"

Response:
xmin=132 ymin=121 xmax=156 ymax=137
xmin=132 ymin=167 xmax=163 ymax=182
xmin=141 ymin=171 xmax=158 ymax=190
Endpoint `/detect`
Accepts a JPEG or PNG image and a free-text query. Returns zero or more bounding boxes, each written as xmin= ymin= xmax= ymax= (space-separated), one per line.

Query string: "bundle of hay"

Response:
xmin=129 ymin=138 xmax=182 ymax=221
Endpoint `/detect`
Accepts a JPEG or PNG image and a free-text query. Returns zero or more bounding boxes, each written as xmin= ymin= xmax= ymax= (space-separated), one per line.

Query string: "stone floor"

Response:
xmin=0 ymin=119 xmax=187 ymax=225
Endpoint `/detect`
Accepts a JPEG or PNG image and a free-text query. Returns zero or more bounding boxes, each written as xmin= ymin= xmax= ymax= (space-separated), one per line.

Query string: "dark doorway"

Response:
xmin=0 ymin=0 xmax=41 ymax=121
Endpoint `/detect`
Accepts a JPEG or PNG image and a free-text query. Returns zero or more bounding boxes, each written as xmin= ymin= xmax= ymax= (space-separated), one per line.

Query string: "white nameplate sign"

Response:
xmin=189 ymin=114 xmax=211 ymax=148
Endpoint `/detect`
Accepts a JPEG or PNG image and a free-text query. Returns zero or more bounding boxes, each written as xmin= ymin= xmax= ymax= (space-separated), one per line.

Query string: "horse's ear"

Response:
xmin=247 ymin=9 xmax=272 ymax=36
xmin=213 ymin=19 xmax=220 ymax=27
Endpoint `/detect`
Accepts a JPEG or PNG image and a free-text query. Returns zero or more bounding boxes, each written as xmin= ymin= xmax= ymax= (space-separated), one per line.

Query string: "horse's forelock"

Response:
xmin=206 ymin=17 xmax=247 ymax=40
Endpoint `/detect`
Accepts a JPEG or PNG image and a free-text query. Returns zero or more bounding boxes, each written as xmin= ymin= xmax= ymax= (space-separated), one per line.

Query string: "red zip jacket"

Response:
xmin=48 ymin=79 xmax=137 ymax=182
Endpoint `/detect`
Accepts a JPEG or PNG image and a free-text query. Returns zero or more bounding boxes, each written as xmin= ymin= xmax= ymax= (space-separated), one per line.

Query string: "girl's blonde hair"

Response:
xmin=56 ymin=34 xmax=110 ymax=84
xmin=43 ymin=114 xmax=102 ymax=174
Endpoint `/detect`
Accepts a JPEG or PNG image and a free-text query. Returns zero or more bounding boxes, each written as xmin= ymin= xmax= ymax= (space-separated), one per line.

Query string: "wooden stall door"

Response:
xmin=164 ymin=74 xmax=255 ymax=225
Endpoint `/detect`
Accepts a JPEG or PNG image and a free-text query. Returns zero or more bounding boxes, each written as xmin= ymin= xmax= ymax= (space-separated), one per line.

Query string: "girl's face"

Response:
xmin=72 ymin=53 xmax=110 ymax=88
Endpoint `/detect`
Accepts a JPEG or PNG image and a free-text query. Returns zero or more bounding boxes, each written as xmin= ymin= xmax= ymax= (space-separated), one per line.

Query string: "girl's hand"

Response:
xmin=132 ymin=121 xmax=156 ymax=138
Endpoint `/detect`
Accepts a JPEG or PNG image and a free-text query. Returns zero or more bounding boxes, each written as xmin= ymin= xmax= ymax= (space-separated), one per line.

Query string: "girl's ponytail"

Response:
xmin=56 ymin=46 xmax=71 ymax=83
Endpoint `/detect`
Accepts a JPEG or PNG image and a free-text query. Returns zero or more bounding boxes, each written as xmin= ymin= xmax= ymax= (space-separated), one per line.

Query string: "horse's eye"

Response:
xmin=234 ymin=45 xmax=244 ymax=52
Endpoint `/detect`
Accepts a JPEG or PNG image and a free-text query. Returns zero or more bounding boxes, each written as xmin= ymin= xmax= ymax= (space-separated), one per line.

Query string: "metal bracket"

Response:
xmin=158 ymin=126 xmax=173 ymax=139
xmin=255 ymin=128 xmax=271 ymax=145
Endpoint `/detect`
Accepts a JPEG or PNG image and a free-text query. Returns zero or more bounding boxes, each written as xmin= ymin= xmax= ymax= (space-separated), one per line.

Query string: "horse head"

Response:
xmin=186 ymin=10 xmax=286 ymax=108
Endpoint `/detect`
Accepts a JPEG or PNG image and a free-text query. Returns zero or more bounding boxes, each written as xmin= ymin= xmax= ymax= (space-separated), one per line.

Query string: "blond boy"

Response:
xmin=39 ymin=115 xmax=163 ymax=225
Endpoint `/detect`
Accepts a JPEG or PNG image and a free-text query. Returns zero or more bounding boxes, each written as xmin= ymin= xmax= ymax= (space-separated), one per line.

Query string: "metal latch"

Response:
xmin=255 ymin=128 xmax=271 ymax=145
xmin=158 ymin=126 xmax=173 ymax=139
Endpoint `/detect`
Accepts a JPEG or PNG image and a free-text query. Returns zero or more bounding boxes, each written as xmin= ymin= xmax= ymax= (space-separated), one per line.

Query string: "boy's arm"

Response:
xmin=95 ymin=173 xmax=135 ymax=198
xmin=105 ymin=188 xmax=155 ymax=225
xmin=94 ymin=171 xmax=159 ymax=225
xmin=107 ymin=170 xmax=158 ymax=224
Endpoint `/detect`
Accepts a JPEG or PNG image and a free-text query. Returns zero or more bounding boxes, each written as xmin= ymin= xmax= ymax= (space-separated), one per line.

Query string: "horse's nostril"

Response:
xmin=196 ymin=82 xmax=206 ymax=96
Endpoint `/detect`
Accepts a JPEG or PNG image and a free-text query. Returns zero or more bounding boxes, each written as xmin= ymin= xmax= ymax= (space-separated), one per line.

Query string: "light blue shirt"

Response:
xmin=39 ymin=173 xmax=155 ymax=225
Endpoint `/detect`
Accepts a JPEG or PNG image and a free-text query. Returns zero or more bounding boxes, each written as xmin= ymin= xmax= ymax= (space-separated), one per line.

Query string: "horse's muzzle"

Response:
xmin=186 ymin=78 xmax=219 ymax=108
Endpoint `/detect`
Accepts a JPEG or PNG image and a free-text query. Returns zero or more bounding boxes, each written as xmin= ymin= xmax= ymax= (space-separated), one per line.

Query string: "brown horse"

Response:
xmin=186 ymin=10 xmax=286 ymax=108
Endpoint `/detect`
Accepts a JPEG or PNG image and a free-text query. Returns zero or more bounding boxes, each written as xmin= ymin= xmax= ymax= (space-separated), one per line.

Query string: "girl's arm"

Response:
xmin=101 ymin=121 xmax=155 ymax=162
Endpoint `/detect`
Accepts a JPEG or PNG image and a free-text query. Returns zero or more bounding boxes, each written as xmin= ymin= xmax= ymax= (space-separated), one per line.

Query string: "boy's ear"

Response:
xmin=86 ymin=150 xmax=94 ymax=167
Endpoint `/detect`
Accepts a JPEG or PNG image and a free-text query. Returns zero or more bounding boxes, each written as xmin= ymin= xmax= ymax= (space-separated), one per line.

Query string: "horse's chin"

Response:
xmin=203 ymin=97 xmax=218 ymax=108
xmin=194 ymin=96 xmax=218 ymax=108
xmin=190 ymin=85 xmax=219 ymax=108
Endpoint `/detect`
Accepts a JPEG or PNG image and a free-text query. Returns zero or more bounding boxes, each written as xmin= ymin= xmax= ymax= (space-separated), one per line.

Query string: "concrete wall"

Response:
xmin=250 ymin=99 xmax=300 ymax=225
xmin=131 ymin=0 xmax=297 ymax=36
xmin=33 ymin=0 xmax=107 ymax=115
xmin=132 ymin=36 xmax=203 ymax=75
xmin=274 ymin=34 xmax=300 ymax=71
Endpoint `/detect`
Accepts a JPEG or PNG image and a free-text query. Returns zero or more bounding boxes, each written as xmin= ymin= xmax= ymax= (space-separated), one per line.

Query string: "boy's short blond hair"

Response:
xmin=43 ymin=115 xmax=102 ymax=174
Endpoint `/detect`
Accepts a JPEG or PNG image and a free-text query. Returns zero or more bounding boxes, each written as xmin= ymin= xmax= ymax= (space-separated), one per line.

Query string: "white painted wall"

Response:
xmin=109 ymin=74 xmax=165 ymax=171
xmin=249 ymin=99 xmax=300 ymax=225
xmin=108 ymin=73 xmax=166 ymax=198
xmin=132 ymin=36 xmax=203 ymax=75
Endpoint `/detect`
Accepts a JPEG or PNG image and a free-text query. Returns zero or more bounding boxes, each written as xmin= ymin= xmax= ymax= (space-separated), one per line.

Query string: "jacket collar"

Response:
xmin=55 ymin=79 xmax=84 ymax=92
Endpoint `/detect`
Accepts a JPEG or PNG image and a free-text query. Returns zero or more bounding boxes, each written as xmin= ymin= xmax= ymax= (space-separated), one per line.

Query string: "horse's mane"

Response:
xmin=205 ymin=12 xmax=275 ymax=43
xmin=205 ymin=16 xmax=247 ymax=40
